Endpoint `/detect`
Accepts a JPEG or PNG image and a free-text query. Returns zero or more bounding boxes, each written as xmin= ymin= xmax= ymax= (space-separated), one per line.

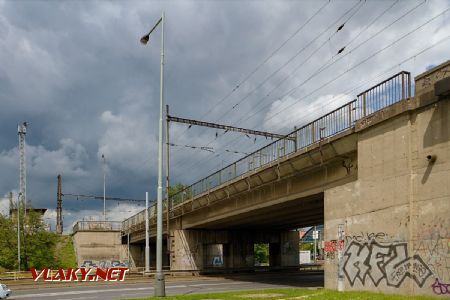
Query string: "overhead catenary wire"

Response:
xmin=170 ymin=0 xmax=409 ymax=175
xmin=170 ymin=0 xmax=331 ymax=144
xmin=210 ymin=0 xmax=365 ymax=125
xmin=62 ymin=193 xmax=147 ymax=203
xmin=169 ymin=143 xmax=214 ymax=153
xmin=262 ymin=5 xmax=450 ymax=124
xmin=234 ymin=0 xmax=426 ymax=130
xmin=183 ymin=35 xmax=450 ymax=184
xmin=208 ymin=0 xmax=430 ymax=145
xmin=175 ymin=7 xmax=449 ymax=182
xmin=170 ymin=1 xmax=364 ymax=172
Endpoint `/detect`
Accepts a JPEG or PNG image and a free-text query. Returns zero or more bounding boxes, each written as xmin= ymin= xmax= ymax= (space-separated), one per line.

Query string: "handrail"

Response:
xmin=122 ymin=71 xmax=412 ymax=232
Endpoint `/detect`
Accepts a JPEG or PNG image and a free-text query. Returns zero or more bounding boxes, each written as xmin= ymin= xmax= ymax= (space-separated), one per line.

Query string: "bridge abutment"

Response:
xmin=324 ymin=60 xmax=450 ymax=296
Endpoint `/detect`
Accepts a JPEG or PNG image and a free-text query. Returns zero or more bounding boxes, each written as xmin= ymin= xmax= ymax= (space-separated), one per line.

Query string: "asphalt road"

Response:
xmin=7 ymin=272 xmax=323 ymax=300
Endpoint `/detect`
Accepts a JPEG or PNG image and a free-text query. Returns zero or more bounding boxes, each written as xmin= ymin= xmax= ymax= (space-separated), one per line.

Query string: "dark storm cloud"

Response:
xmin=0 ymin=0 xmax=449 ymax=231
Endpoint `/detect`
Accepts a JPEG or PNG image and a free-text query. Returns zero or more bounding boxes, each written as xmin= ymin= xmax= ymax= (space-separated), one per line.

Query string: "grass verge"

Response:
xmin=128 ymin=288 xmax=438 ymax=300
xmin=54 ymin=235 xmax=77 ymax=268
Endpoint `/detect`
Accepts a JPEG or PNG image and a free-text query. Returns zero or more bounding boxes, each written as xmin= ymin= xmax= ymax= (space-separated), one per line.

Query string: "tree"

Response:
xmin=0 ymin=205 xmax=62 ymax=271
xmin=0 ymin=214 xmax=17 ymax=270
xmin=168 ymin=183 xmax=192 ymax=206
xmin=254 ymin=243 xmax=269 ymax=265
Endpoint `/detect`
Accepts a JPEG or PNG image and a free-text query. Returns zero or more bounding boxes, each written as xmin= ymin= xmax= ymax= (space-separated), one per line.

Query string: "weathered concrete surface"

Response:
xmin=72 ymin=231 xmax=130 ymax=268
xmin=120 ymin=60 xmax=450 ymax=297
xmin=324 ymin=60 xmax=450 ymax=296
xmin=170 ymin=229 xmax=299 ymax=271
xmin=171 ymin=133 xmax=357 ymax=231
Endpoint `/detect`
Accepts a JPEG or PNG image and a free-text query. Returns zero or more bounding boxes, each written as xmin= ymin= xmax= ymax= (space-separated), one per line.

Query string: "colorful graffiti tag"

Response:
xmin=432 ymin=278 xmax=450 ymax=295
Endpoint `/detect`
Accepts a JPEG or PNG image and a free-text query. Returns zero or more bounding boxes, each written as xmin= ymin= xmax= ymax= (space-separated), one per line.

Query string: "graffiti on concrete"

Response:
xmin=325 ymin=240 xmax=344 ymax=252
xmin=80 ymin=260 xmax=128 ymax=268
xmin=343 ymin=240 xmax=432 ymax=288
xmin=432 ymin=278 xmax=450 ymax=295
xmin=324 ymin=240 xmax=344 ymax=260
xmin=413 ymin=219 xmax=450 ymax=280
xmin=212 ymin=256 xmax=224 ymax=267
xmin=345 ymin=232 xmax=388 ymax=243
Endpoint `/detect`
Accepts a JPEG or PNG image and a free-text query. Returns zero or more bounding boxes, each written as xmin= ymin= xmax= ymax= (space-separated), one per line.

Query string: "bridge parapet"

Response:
xmin=122 ymin=70 xmax=412 ymax=234
xmin=73 ymin=221 xmax=122 ymax=233
xmin=170 ymin=71 xmax=412 ymax=207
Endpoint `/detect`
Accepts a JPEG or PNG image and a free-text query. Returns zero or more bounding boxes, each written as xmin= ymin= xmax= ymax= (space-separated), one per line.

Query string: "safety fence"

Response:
xmin=122 ymin=71 xmax=411 ymax=232
xmin=73 ymin=221 xmax=122 ymax=233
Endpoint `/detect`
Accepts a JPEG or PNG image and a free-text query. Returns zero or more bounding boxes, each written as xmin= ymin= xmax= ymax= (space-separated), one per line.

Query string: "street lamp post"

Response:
xmin=17 ymin=193 xmax=21 ymax=273
xmin=140 ymin=12 xmax=165 ymax=297
xmin=145 ymin=192 xmax=150 ymax=272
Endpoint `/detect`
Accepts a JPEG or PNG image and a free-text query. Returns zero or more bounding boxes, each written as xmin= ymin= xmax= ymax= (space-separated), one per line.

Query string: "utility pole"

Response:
xmin=145 ymin=192 xmax=150 ymax=272
xmin=102 ymin=154 xmax=106 ymax=221
xmin=140 ymin=12 xmax=165 ymax=295
xmin=17 ymin=122 xmax=27 ymax=217
xmin=17 ymin=122 xmax=27 ymax=271
xmin=165 ymin=104 xmax=170 ymax=268
xmin=313 ymin=226 xmax=318 ymax=264
xmin=8 ymin=192 xmax=13 ymax=214
xmin=56 ymin=175 xmax=63 ymax=235
xmin=17 ymin=193 xmax=21 ymax=273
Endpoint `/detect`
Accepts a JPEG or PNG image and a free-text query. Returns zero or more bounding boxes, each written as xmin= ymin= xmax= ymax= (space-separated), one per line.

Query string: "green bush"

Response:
xmin=0 ymin=206 xmax=71 ymax=271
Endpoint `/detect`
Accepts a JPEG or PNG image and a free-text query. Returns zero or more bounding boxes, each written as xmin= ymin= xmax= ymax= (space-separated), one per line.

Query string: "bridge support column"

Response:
xmin=169 ymin=229 xmax=298 ymax=271
xmin=170 ymin=229 xmax=204 ymax=271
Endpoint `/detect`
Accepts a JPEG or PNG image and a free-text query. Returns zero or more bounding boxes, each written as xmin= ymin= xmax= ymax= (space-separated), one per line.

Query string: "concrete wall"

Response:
xmin=170 ymin=229 xmax=299 ymax=271
xmin=324 ymin=61 xmax=450 ymax=296
xmin=73 ymin=231 xmax=130 ymax=268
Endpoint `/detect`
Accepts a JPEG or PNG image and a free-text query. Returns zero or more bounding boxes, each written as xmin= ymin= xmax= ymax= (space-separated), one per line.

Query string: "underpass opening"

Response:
xmin=191 ymin=192 xmax=325 ymax=275
xmin=204 ymin=243 xmax=224 ymax=269
xmin=254 ymin=243 xmax=269 ymax=267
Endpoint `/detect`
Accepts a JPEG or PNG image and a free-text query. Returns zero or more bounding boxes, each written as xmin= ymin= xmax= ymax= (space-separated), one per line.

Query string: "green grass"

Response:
xmin=128 ymin=288 xmax=438 ymax=300
xmin=54 ymin=235 xmax=77 ymax=268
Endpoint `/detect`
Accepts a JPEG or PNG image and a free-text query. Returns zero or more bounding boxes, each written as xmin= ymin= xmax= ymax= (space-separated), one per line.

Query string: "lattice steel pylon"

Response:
xmin=17 ymin=122 xmax=27 ymax=210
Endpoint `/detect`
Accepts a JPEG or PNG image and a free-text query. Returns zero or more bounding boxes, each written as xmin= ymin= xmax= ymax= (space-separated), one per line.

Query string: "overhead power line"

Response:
xmin=169 ymin=143 xmax=214 ymax=153
xmin=212 ymin=0 xmax=363 ymax=125
xmin=170 ymin=0 xmax=331 ymax=143
xmin=177 ymin=20 xmax=450 ymax=184
xmin=240 ymin=0 xmax=421 ymax=126
xmin=225 ymin=0 xmax=431 ymax=134
xmin=264 ymin=5 xmax=450 ymax=123
xmin=167 ymin=115 xmax=293 ymax=140
xmin=62 ymin=193 xmax=146 ymax=203
xmin=170 ymin=1 xmax=364 ymax=174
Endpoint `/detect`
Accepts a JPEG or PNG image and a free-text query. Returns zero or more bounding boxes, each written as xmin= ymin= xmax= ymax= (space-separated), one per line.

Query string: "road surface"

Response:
xmin=7 ymin=272 xmax=323 ymax=299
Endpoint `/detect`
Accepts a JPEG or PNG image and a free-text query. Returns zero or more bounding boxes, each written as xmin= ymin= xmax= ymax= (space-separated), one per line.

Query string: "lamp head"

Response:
xmin=140 ymin=34 xmax=150 ymax=45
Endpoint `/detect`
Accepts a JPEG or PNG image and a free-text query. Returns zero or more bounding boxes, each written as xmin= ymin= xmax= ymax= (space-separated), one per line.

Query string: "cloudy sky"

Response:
xmin=0 ymin=0 xmax=449 ymax=232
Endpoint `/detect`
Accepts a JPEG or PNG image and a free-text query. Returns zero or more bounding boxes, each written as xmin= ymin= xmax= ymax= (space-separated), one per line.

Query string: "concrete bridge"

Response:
xmin=118 ymin=60 xmax=450 ymax=296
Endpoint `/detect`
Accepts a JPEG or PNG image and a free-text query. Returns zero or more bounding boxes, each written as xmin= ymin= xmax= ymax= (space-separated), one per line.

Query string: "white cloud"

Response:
xmin=98 ymin=107 xmax=156 ymax=174
xmin=264 ymin=94 xmax=353 ymax=132
xmin=0 ymin=0 xmax=449 ymax=228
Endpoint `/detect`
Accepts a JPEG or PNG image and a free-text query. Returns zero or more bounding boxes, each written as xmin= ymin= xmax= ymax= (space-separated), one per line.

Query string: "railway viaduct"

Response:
xmin=114 ymin=60 xmax=450 ymax=296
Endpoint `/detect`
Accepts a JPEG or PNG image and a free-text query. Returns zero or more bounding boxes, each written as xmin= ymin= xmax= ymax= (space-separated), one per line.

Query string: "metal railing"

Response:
xmin=122 ymin=205 xmax=156 ymax=234
xmin=357 ymin=71 xmax=411 ymax=116
xmin=122 ymin=71 xmax=411 ymax=231
xmin=73 ymin=221 xmax=122 ymax=233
